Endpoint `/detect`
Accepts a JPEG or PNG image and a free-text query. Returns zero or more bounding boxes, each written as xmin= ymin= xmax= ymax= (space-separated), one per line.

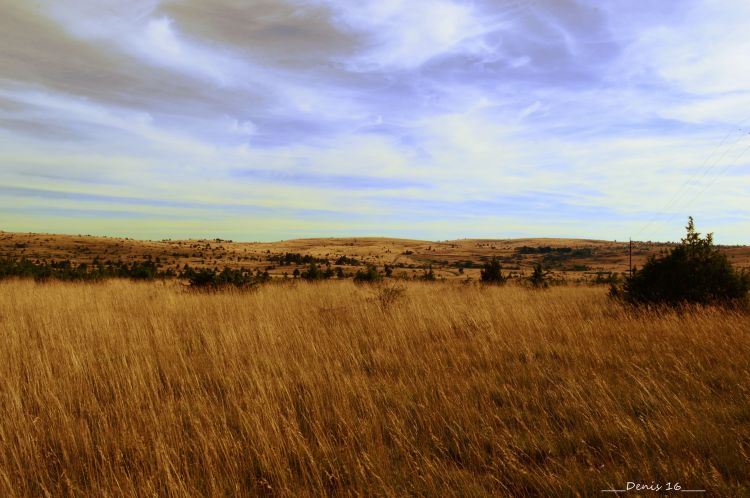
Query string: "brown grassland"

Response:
xmin=0 ymin=278 xmax=748 ymax=497
xmin=4 ymin=231 xmax=750 ymax=282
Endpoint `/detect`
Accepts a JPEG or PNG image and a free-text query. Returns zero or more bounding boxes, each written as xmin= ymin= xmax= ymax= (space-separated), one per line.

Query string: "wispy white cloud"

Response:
xmin=308 ymin=0 xmax=495 ymax=70
xmin=40 ymin=1 xmax=246 ymax=86
xmin=1 ymin=0 xmax=749 ymax=242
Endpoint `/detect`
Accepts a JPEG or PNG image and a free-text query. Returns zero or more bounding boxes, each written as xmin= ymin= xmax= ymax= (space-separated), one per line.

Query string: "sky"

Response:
xmin=1 ymin=0 xmax=749 ymax=243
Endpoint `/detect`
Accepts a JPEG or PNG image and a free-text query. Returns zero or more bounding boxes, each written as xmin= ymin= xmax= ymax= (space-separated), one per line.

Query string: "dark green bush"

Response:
xmin=354 ymin=265 xmax=383 ymax=283
xmin=529 ymin=262 xmax=548 ymax=288
xmin=480 ymin=258 xmax=506 ymax=284
xmin=420 ymin=266 xmax=436 ymax=281
xmin=335 ymin=255 xmax=361 ymax=266
xmin=183 ymin=266 xmax=255 ymax=289
xmin=613 ymin=218 xmax=749 ymax=306
xmin=269 ymin=252 xmax=328 ymax=266
xmin=301 ymin=263 xmax=328 ymax=280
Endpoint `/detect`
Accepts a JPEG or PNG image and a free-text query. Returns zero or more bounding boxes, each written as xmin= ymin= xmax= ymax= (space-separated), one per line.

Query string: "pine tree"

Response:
xmin=480 ymin=258 xmax=506 ymax=284
xmin=613 ymin=217 xmax=749 ymax=306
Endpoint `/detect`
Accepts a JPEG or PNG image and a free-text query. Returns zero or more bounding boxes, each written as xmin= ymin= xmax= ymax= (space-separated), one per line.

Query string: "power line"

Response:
xmin=639 ymin=131 xmax=749 ymax=240
xmin=641 ymin=139 xmax=750 ymax=240
xmin=632 ymin=119 xmax=750 ymax=240
xmin=632 ymin=124 xmax=741 ymax=238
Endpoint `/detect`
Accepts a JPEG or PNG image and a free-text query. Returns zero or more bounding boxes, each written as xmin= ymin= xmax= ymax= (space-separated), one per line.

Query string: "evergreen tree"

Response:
xmin=354 ymin=265 xmax=383 ymax=283
xmin=529 ymin=262 xmax=548 ymax=288
xmin=614 ymin=217 xmax=749 ymax=306
xmin=480 ymin=258 xmax=506 ymax=284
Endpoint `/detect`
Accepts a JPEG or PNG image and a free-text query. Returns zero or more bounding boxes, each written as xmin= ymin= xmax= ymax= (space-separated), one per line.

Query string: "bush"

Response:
xmin=335 ymin=255 xmax=361 ymax=266
xmin=185 ymin=267 xmax=255 ymax=289
xmin=187 ymin=268 xmax=220 ymax=288
xmin=420 ymin=266 xmax=436 ymax=281
xmin=301 ymin=263 xmax=325 ymax=281
xmin=480 ymin=258 xmax=506 ymax=284
xmin=270 ymin=252 xmax=328 ymax=266
xmin=354 ymin=265 xmax=383 ymax=283
xmin=529 ymin=262 xmax=548 ymax=288
xmin=613 ymin=217 xmax=749 ymax=306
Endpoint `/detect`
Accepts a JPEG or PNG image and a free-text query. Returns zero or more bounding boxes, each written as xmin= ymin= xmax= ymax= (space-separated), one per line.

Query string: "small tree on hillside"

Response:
xmin=612 ymin=217 xmax=749 ymax=306
xmin=421 ymin=266 xmax=436 ymax=281
xmin=480 ymin=257 xmax=506 ymax=284
xmin=529 ymin=262 xmax=548 ymax=288
xmin=301 ymin=262 xmax=323 ymax=280
xmin=354 ymin=265 xmax=383 ymax=283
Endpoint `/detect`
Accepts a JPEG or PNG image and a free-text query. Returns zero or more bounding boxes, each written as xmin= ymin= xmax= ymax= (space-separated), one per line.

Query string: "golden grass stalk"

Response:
xmin=0 ymin=280 xmax=748 ymax=496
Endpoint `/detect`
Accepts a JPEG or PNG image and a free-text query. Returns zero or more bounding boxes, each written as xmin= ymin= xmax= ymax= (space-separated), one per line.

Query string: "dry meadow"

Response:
xmin=4 ymin=231 xmax=750 ymax=283
xmin=0 ymin=279 xmax=748 ymax=496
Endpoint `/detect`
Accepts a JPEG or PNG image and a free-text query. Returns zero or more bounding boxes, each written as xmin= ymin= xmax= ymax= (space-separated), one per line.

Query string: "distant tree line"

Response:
xmin=0 ymin=256 xmax=277 ymax=290
xmin=334 ymin=255 xmax=362 ymax=266
xmin=179 ymin=265 xmax=269 ymax=289
xmin=0 ymin=257 xmax=170 ymax=282
xmin=266 ymin=252 xmax=363 ymax=267
xmin=267 ymin=252 xmax=329 ymax=266
xmin=516 ymin=246 xmax=593 ymax=257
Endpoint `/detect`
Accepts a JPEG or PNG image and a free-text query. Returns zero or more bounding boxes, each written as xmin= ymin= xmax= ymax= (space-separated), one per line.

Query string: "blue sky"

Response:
xmin=1 ymin=0 xmax=749 ymax=243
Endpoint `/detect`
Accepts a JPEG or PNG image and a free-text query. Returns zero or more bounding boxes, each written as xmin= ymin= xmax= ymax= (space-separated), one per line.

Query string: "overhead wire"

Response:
xmin=631 ymin=119 xmax=750 ymax=241
xmin=639 ymin=136 xmax=750 ymax=241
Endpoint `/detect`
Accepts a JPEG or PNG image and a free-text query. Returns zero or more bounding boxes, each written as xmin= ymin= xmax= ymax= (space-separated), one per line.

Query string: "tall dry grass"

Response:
xmin=0 ymin=279 xmax=748 ymax=497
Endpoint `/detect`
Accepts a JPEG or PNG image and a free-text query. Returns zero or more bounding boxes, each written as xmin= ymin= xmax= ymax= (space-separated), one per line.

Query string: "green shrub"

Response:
xmin=529 ymin=262 xmax=548 ymax=288
xmin=420 ymin=266 xmax=436 ymax=281
xmin=185 ymin=267 xmax=255 ymax=289
xmin=480 ymin=258 xmax=506 ymax=284
xmin=301 ymin=263 xmax=325 ymax=280
xmin=354 ymin=265 xmax=383 ymax=283
xmin=613 ymin=217 xmax=749 ymax=306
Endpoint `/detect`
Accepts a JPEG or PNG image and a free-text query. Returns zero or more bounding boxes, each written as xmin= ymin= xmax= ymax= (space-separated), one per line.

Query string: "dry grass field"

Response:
xmin=1 ymin=279 xmax=748 ymax=497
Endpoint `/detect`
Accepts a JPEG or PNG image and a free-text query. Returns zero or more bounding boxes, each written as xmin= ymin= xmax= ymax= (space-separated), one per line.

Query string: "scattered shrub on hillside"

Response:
xmin=269 ymin=252 xmax=328 ymax=266
xmin=182 ymin=266 xmax=256 ymax=289
xmin=185 ymin=268 xmax=218 ymax=288
xmin=254 ymin=269 xmax=272 ymax=283
xmin=516 ymin=245 xmax=593 ymax=257
xmin=0 ymin=257 xmax=169 ymax=282
xmin=420 ymin=266 xmax=436 ymax=281
xmin=354 ymin=265 xmax=383 ymax=283
xmin=480 ymin=258 xmax=506 ymax=284
xmin=384 ymin=264 xmax=393 ymax=277
xmin=301 ymin=263 xmax=328 ymax=281
xmin=612 ymin=217 xmax=749 ymax=306
xmin=529 ymin=262 xmax=549 ymax=288
xmin=335 ymin=255 xmax=361 ymax=266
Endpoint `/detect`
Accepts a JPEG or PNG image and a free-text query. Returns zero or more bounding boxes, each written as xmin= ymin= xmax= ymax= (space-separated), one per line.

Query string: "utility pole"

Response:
xmin=629 ymin=238 xmax=633 ymax=278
